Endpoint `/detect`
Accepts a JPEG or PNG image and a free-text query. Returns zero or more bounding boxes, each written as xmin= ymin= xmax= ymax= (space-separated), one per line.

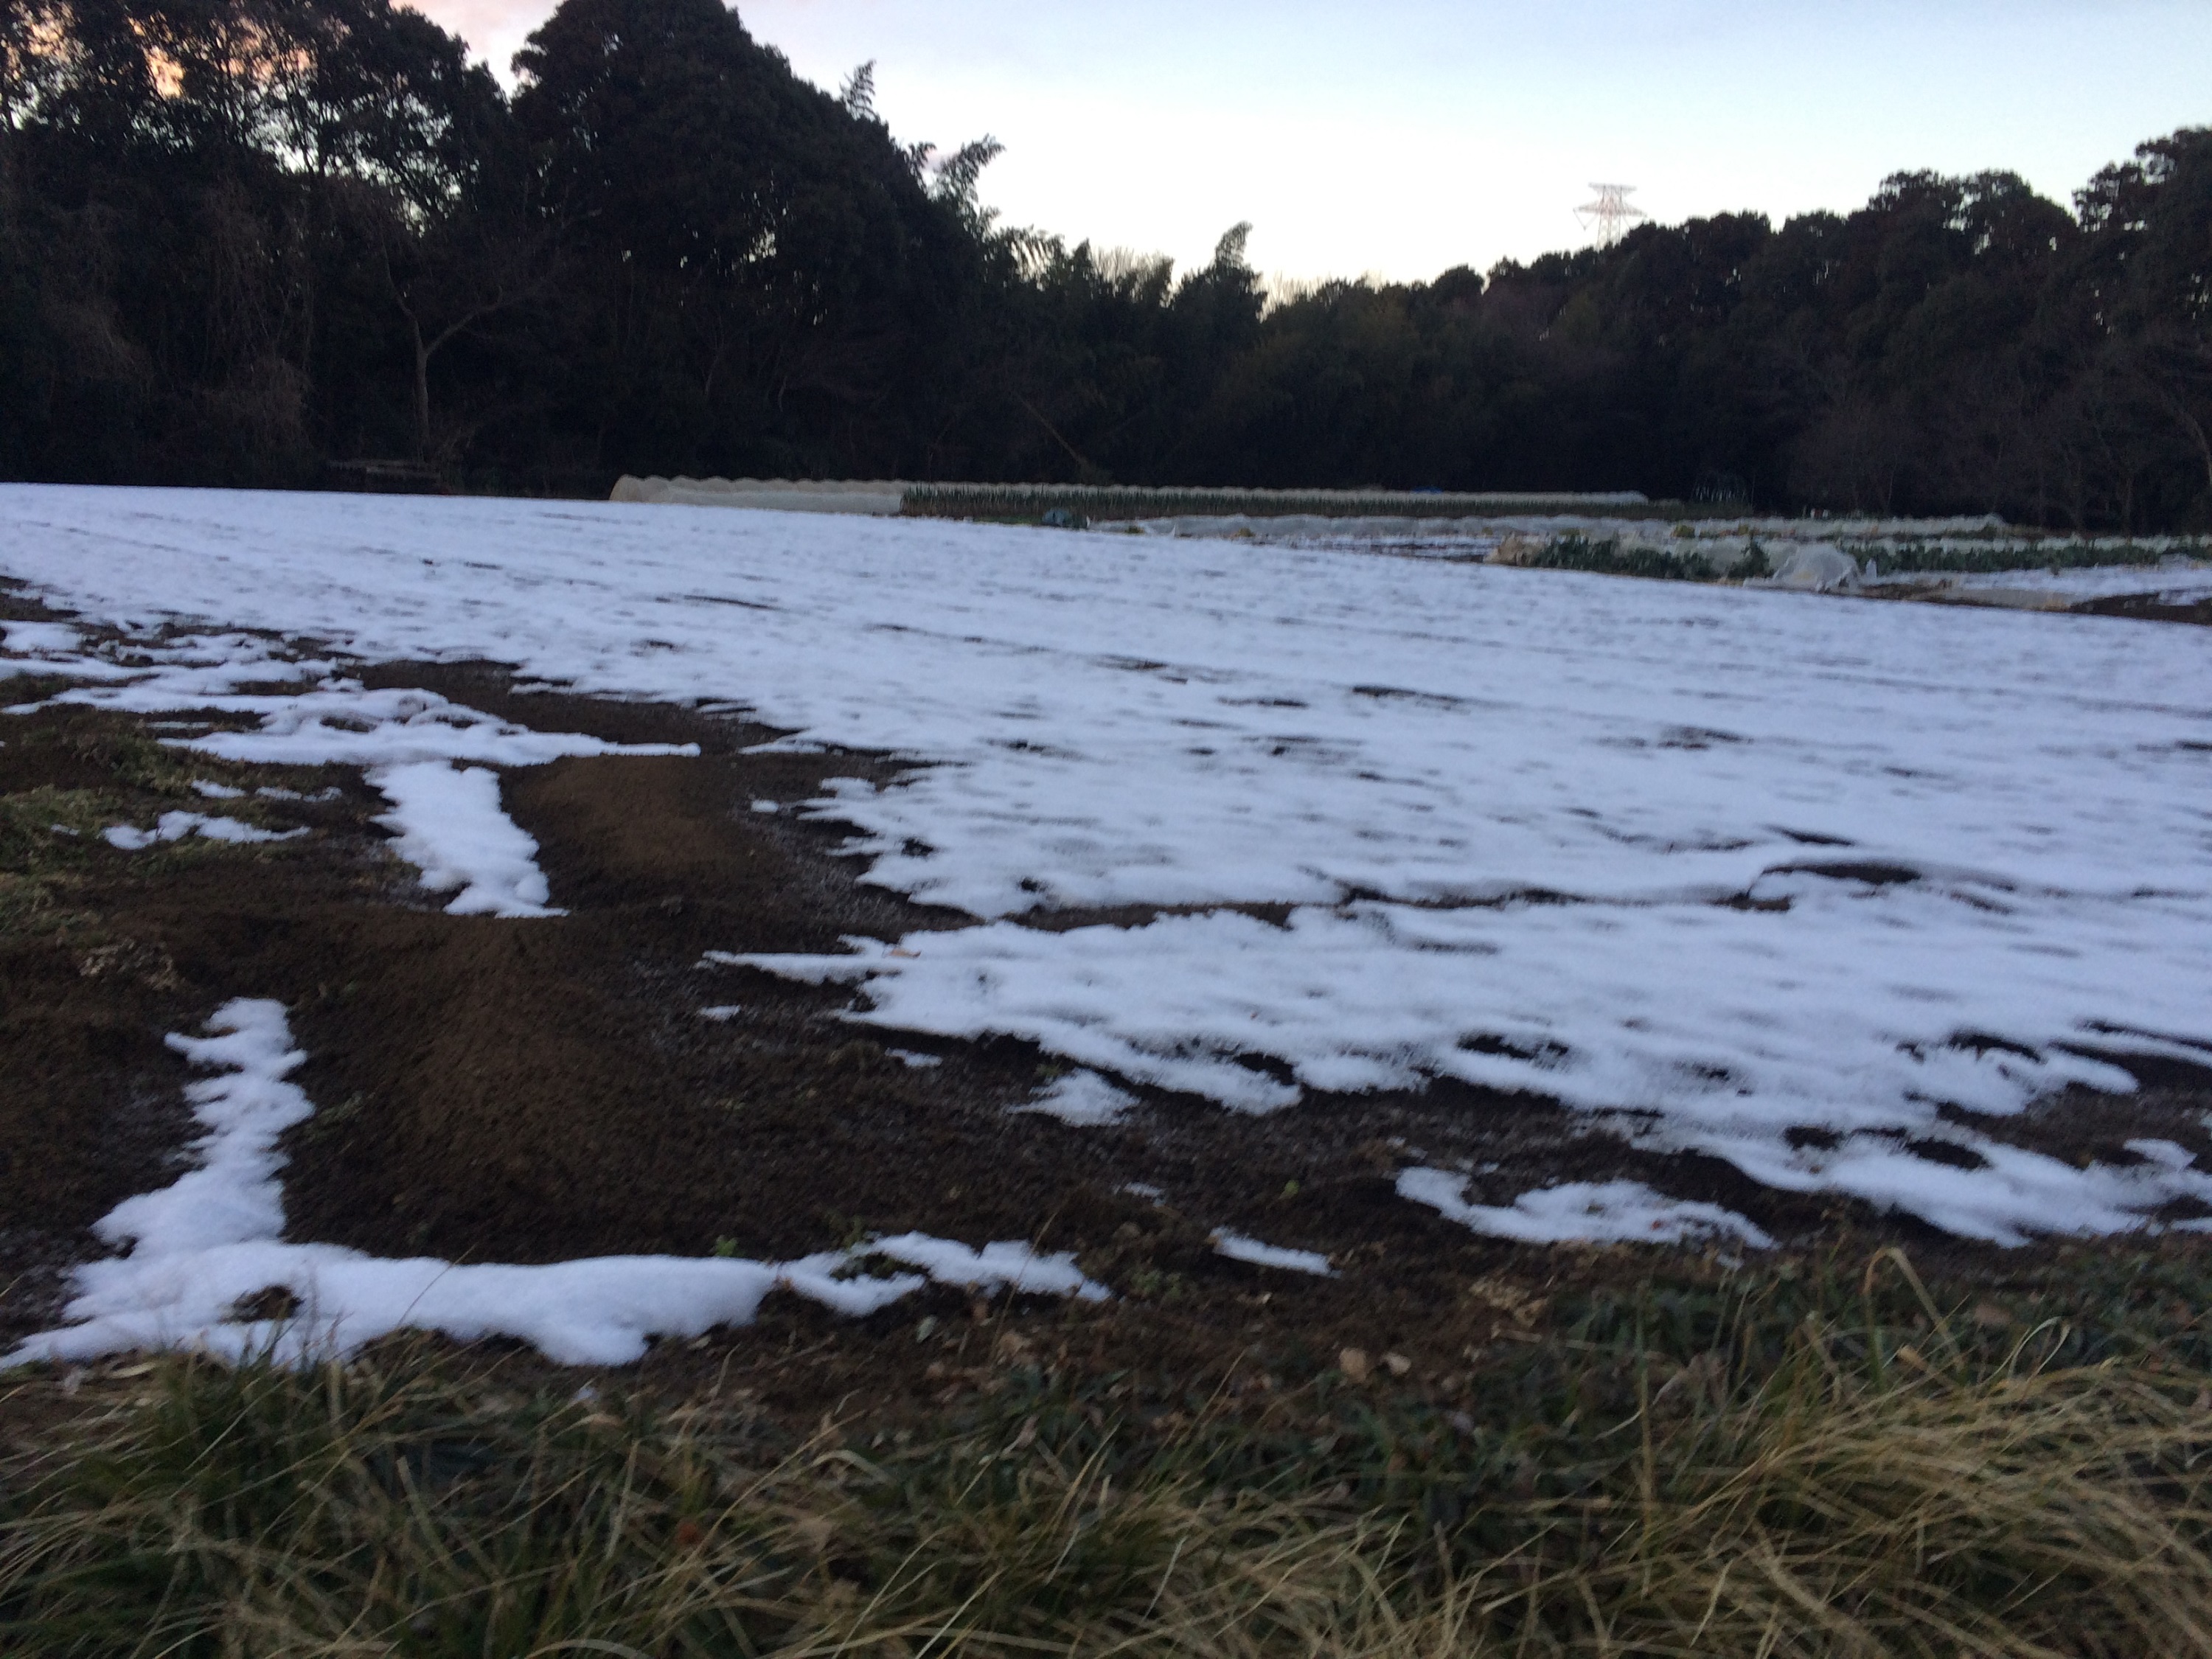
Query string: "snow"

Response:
xmin=1 ymin=610 xmax=692 ymax=912
xmin=698 ymin=1004 xmax=744 ymax=1021
xmin=869 ymin=1233 xmax=1108 ymax=1299
xmin=4 ymin=485 xmax=2212 ymax=1247
xmin=1397 ymin=1169 xmax=1776 ymax=1248
xmin=1942 ymin=563 xmax=2212 ymax=602
xmin=370 ymin=760 xmax=560 ymax=917
xmin=1022 ymin=1068 xmax=1137 ymax=1126
xmin=102 ymin=811 xmax=307 ymax=850
xmin=100 ymin=1001 xmax=312 ymax=1255
xmin=1 ymin=620 xmax=80 ymax=655
xmin=5 ymin=1001 xmax=1105 ymax=1368
xmin=1211 ymin=1230 xmax=1334 ymax=1275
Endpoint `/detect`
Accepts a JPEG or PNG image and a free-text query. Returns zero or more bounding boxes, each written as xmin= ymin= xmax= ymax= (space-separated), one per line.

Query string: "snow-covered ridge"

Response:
xmin=4 ymin=1001 xmax=1105 ymax=1368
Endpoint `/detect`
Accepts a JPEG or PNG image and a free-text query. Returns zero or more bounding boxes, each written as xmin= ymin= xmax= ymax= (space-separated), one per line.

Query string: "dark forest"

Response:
xmin=1 ymin=0 xmax=2206 ymax=526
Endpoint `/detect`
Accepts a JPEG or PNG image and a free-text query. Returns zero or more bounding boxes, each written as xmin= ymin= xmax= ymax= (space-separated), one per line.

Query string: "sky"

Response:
xmin=412 ymin=0 xmax=2212 ymax=286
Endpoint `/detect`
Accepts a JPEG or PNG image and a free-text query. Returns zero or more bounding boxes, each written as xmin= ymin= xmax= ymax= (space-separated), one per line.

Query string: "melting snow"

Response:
xmin=1 ymin=608 xmax=692 ymax=913
xmin=869 ymin=1234 xmax=1108 ymax=1300
xmin=5 ymin=485 xmax=2212 ymax=1245
xmin=4 ymin=1001 xmax=1105 ymax=1369
xmin=1211 ymin=1230 xmax=1335 ymax=1275
xmin=1 ymin=619 xmax=81 ymax=655
xmin=1022 ymin=1069 xmax=1138 ymax=1126
xmin=1397 ymin=1169 xmax=1775 ymax=1248
xmin=102 ymin=811 xmax=307 ymax=850
xmin=370 ymin=760 xmax=560 ymax=917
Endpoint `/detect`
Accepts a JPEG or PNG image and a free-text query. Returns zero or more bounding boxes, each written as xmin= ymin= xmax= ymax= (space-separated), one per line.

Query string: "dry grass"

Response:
xmin=1540 ymin=1345 xmax=2212 ymax=1655
xmin=7 ymin=1262 xmax=2212 ymax=1658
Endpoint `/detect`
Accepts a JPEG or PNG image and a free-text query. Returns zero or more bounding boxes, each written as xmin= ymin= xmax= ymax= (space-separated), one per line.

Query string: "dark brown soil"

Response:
xmin=7 ymin=604 xmax=2212 ymax=1415
xmin=2076 ymin=592 xmax=2212 ymax=627
xmin=1853 ymin=582 xmax=2212 ymax=625
xmin=0 ymin=611 xmax=403 ymax=1332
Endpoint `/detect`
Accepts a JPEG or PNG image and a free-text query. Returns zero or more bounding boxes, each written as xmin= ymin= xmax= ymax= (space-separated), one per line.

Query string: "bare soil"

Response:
xmin=7 ymin=593 xmax=2212 ymax=1423
xmin=2076 ymin=591 xmax=2212 ymax=627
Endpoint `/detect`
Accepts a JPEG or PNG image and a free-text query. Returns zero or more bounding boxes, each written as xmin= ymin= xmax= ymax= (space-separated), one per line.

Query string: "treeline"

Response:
xmin=1 ymin=0 xmax=2207 ymax=526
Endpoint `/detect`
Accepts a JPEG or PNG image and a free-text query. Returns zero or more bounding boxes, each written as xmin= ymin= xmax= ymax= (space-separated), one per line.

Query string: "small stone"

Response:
xmin=1338 ymin=1346 xmax=1371 ymax=1382
xmin=1382 ymin=1352 xmax=1412 ymax=1377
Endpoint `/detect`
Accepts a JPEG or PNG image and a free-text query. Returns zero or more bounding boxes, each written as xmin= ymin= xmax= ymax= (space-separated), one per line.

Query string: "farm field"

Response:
xmin=12 ymin=485 xmax=2212 ymax=1654
xmin=1 ymin=484 xmax=2211 ymax=1378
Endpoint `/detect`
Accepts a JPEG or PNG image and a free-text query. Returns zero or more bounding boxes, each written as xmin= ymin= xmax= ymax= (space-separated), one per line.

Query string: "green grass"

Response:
xmin=0 ymin=715 xmax=332 ymax=942
xmin=1870 ymin=536 xmax=2212 ymax=575
xmin=1518 ymin=534 xmax=1726 ymax=582
xmin=8 ymin=1249 xmax=2212 ymax=1656
xmin=0 ymin=787 xmax=114 ymax=936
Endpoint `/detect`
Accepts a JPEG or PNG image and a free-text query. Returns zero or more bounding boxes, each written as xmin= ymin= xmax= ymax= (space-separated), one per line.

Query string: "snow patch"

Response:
xmin=1397 ymin=1169 xmax=1775 ymax=1248
xmin=102 ymin=811 xmax=305 ymax=850
xmin=2 ymin=620 xmax=81 ymax=654
xmin=3 ymin=622 xmax=694 ymax=918
xmin=370 ymin=760 xmax=561 ymax=918
xmin=1708 ymin=1130 xmax=2212 ymax=1248
xmin=869 ymin=1233 xmax=1107 ymax=1300
xmin=1021 ymin=1069 xmax=1136 ymax=1126
xmin=4 ymin=1002 xmax=1107 ymax=1369
xmin=101 ymin=1001 xmax=312 ymax=1256
xmin=1211 ymin=1230 xmax=1333 ymax=1275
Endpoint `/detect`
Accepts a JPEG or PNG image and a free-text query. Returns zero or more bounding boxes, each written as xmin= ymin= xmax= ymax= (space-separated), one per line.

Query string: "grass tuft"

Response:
xmin=7 ymin=1275 xmax=2212 ymax=1656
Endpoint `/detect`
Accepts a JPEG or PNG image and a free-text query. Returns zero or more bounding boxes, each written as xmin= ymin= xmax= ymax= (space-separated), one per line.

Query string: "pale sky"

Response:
xmin=414 ymin=0 xmax=2212 ymax=285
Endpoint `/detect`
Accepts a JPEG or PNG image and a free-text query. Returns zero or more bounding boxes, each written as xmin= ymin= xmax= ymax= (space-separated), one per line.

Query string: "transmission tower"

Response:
xmin=1576 ymin=184 xmax=1648 ymax=248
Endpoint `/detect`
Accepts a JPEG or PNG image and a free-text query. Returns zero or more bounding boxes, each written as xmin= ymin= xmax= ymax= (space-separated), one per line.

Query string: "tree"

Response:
xmin=2077 ymin=131 xmax=2212 ymax=517
xmin=509 ymin=0 xmax=988 ymax=475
